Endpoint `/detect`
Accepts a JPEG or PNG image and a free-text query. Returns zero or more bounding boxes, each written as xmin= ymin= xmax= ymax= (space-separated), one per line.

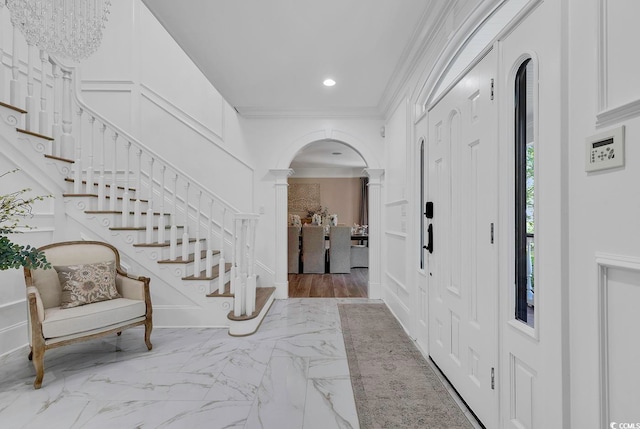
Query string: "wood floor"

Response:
xmin=288 ymin=268 xmax=368 ymax=298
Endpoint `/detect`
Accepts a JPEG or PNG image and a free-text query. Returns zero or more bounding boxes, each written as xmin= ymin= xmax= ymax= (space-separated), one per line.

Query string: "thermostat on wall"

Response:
xmin=585 ymin=125 xmax=625 ymax=172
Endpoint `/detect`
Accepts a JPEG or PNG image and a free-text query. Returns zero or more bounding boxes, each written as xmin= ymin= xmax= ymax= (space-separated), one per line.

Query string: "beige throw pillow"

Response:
xmin=55 ymin=260 xmax=120 ymax=309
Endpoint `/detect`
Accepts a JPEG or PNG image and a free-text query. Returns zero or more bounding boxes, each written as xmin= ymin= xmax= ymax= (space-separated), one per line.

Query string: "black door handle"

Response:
xmin=423 ymin=224 xmax=434 ymax=254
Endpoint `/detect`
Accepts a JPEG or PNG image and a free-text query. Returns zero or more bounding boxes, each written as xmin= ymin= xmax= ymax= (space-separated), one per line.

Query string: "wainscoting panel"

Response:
xmin=597 ymin=0 xmax=640 ymax=125
xmin=597 ymin=254 xmax=640 ymax=427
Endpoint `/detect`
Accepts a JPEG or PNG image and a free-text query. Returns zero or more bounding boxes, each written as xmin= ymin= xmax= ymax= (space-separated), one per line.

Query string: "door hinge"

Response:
xmin=491 ymin=367 xmax=495 ymax=390
xmin=490 ymin=223 xmax=494 ymax=244
xmin=490 ymin=78 xmax=495 ymax=100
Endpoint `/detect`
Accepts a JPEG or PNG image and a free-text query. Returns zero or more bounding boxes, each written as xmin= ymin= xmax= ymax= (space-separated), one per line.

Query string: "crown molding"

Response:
xmin=378 ymin=1 xmax=455 ymax=119
xmin=235 ymin=106 xmax=382 ymax=119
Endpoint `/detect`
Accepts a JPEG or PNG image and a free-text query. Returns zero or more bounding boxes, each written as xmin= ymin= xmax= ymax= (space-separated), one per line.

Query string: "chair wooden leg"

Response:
xmin=144 ymin=319 xmax=153 ymax=350
xmin=32 ymin=346 xmax=45 ymax=389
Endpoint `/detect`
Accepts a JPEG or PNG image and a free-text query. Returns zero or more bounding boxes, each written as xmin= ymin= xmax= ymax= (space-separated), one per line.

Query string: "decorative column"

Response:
xmin=270 ymin=168 xmax=294 ymax=299
xmin=365 ymin=168 xmax=384 ymax=299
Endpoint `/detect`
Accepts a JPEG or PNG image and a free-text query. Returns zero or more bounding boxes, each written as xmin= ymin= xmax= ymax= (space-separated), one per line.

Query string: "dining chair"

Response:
xmin=302 ymin=226 xmax=325 ymax=273
xmin=329 ymin=226 xmax=351 ymax=273
xmin=287 ymin=226 xmax=300 ymax=273
xmin=350 ymin=244 xmax=369 ymax=268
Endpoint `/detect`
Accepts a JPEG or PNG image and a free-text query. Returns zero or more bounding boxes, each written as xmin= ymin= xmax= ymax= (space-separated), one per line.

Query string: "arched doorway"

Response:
xmin=270 ymin=129 xmax=384 ymax=300
xmin=287 ymin=140 xmax=367 ymax=297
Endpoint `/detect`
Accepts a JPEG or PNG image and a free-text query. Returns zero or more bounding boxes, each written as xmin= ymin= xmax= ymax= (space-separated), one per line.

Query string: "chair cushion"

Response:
xmin=42 ymin=298 xmax=145 ymax=339
xmin=55 ymin=260 xmax=121 ymax=309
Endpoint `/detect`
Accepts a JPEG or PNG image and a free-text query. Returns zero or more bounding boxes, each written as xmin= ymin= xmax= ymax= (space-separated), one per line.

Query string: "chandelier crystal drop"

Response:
xmin=6 ymin=0 xmax=111 ymax=62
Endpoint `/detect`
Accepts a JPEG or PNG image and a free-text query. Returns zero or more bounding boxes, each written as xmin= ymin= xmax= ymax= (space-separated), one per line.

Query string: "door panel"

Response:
xmin=427 ymin=48 xmax=498 ymax=428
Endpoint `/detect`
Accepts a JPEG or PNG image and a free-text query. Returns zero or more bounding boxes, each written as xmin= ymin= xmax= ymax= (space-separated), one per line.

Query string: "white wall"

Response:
xmin=0 ymin=147 xmax=56 ymax=355
xmin=567 ymin=0 xmax=640 ymax=426
xmin=77 ymin=0 xmax=254 ymax=213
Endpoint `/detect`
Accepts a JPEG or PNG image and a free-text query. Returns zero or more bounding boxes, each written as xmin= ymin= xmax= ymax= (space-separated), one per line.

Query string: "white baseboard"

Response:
xmin=0 ymin=321 xmax=28 ymax=357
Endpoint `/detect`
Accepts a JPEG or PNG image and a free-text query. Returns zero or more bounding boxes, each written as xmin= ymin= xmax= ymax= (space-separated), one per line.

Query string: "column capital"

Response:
xmin=270 ymin=168 xmax=295 ymax=185
xmin=364 ymin=168 xmax=384 ymax=184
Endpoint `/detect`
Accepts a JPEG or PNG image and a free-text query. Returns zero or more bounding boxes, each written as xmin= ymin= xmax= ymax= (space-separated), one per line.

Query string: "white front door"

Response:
xmin=426 ymin=48 xmax=498 ymax=428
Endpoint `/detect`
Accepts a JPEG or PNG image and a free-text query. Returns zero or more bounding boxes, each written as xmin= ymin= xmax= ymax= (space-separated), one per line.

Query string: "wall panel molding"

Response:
xmin=596 ymin=253 xmax=640 ymax=428
xmin=140 ymin=83 xmax=225 ymax=144
xmin=596 ymin=0 xmax=640 ymax=126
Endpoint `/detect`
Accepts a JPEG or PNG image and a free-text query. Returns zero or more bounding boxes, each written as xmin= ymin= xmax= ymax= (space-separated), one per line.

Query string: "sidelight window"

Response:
xmin=514 ymin=59 xmax=535 ymax=328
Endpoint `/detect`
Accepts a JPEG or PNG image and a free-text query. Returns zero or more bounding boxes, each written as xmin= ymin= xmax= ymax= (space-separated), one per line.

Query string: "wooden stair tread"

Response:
xmin=182 ymin=262 xmax=232 ymax=280
xmin=17 ymin=128 xmax=54 ymax=141
xmin=158 ymin=250 xmax=210 ymax=264
xmin=44 ymin=154 xmax=74 ymax=163
xmin=63 ymin=194 xmax=149 ymax=202
xmin=227 ymin=287 xmax=276 ymax=321
xmin=133 ymin=239 xmax=201 ymax=247
xmin=84 ymin=210 xmax=169 ymax=216
xmin=0 ymin=100 xmax=27 ymax=114
xmin=64 ymin=178 xmax=136 ymax=192
xmin=63 ymin=193 xmax=98 ymax=197
xmin=206 ymin=282 xmax=232 ymax=297
xmin=109 ymin=225 xmax=182 ymax=231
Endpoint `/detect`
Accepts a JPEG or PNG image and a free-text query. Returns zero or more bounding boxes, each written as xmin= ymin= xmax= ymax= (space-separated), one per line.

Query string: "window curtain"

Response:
xmin=358 ymin=177 xmax=369 ymax=225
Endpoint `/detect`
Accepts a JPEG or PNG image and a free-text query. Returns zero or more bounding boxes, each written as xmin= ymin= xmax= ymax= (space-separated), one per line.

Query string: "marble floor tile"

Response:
xmin=0 ymin=297 xmax=476 ymax=429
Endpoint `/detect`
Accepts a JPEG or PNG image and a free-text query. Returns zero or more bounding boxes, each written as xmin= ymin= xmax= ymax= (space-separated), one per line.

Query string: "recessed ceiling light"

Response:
xmin=323 ymin=78 xmax=336 ymax=87
xmin=332 ymin=152 xmax=342 ymax=155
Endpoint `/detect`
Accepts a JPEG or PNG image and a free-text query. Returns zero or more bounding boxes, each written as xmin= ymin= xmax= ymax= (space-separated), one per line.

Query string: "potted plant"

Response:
xmin=0 ymin=169 xmax=51 ymax=270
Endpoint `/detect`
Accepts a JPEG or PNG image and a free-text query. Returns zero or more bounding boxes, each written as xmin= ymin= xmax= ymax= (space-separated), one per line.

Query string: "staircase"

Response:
xmin=0 ymin=16 xmax=274 ymax=336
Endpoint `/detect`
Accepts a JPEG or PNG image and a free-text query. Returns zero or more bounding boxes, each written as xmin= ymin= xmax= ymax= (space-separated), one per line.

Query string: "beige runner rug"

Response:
xmin=339 ymin=303 xmax=474 ymax=429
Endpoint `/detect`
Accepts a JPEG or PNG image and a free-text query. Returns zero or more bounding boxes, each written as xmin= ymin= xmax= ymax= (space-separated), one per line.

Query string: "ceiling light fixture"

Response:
xmin=323 ymin=78 xmax=336 ymax=87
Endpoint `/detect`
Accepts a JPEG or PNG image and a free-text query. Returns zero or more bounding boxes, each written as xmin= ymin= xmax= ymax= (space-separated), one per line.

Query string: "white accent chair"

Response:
xmin=329 ymin=226 xmax=351 ymax=273
xmin=23 ymin=241 xmax=153 ymax=389
xmin=302 ymin=226 xmax=326 ymax=273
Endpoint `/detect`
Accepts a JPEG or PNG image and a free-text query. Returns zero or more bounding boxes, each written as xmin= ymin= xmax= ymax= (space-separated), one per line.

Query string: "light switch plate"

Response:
xmin=585 ymin=125 xmax=624 ymax=172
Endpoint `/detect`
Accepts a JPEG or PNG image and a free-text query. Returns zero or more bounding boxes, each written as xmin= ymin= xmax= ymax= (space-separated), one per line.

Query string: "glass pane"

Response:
xmin=515 ymin=59 xmax=535 ymax=328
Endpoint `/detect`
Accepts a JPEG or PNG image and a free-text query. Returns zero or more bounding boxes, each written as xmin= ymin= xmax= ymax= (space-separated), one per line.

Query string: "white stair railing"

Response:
xmin=1 ymin=18 xmax=261 ymax=316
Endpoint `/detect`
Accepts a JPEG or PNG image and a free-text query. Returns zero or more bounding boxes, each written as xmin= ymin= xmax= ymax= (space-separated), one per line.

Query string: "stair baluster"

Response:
xmin=51 ymin=62 xmax=62 ymax=157
xmin=109 ymin=132 xmax=118 ymax=210
xmin=230 ymin=214 xmax=237 ymax=295
xmin=97 ymin=124 xmax=106 ymax=211
xmin=121 ymin=141 xmax=131 ymax=227
xmin=134 ymin=149 xmax=143 ymax=227
xmin=218 ymin=207 xmax=226 ymax=294
xmin=145 ymin=157 xmax=155 ymax=244
xmin=61 ymin=69 xmax=73 ymax=159
xmin=25 ymin=44 xmax=36 ymax=130
xmin=170 ymin=174 xmax=178 ymax=260
xmin=85 ymin=116 xmax=95 ymax=194
xmin=193 ymin=191 xmax=202 ymax=276
xmin=39 ymin=50 xmax=49 ymax=138
xmin=73 ymin=108 xmax=83 ymax=193
xmin=157 ymin=165 xmax=166 ymax=244
xmin=10 ymin=27 xmax=20 ymax=107
xmin=182 ymin=181 xmax=190 ymax=261
xmin=206 ymin=198 xmax=214 ymax=279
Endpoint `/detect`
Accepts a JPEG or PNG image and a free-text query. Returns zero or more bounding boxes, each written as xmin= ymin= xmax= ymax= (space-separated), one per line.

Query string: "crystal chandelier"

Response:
xmin=6 ymin=0 xmax=111 ymax=62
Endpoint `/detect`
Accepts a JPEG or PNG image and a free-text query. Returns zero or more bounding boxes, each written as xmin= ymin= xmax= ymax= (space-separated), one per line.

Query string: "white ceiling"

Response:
xmin=142 ymin=0 xmax=440 ymax=118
